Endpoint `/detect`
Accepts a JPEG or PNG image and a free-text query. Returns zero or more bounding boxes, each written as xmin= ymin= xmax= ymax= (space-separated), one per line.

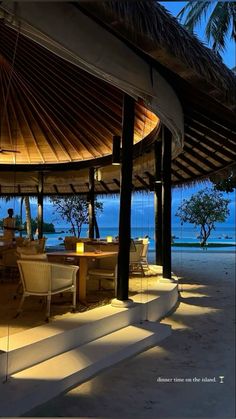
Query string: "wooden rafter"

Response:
xmin=173 ymin=160 xmax=196 ymax=178
xmin=185 ymin=135 xmax=232 ymax=165
xmin=171 ymin=168 xmax=185 ymax=181
xmin=182 ymin=145 xmax=218 ymax=171
xmin=134 ymin=174 xmax=150 ymax=189
xmin=53 ymin=184 xmax=59 ymax=194
xmin=99 ymin=180 xmax=111 ymax=193
xmin=185 ymin=110 xmax=236 ymax=139
xmin=179 ymin=153 xmax=209 ymax=174
xmin=185 ymin=120 xmax=236 ymax=150
xmin=69 ymin=183 xmax=76 ymax=194
xmin=113 ymin=178 xmax=120 ymax=188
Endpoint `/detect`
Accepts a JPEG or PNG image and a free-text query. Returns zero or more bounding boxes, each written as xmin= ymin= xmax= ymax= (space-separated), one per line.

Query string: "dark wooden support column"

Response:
xmin=116 ymin=94 xmax=135 ymax=302
xmin=37 ymin=172 xmax=44 ymax=239
xmin=162 ymin=127 xmax=172 ymax=279
xmin=20 ymin=197 xmax=24 ymax=237
xmin=88 ymin=167 xmax=95 ymax=239
xmin=154 ymin=138 xmax=163 ymax=265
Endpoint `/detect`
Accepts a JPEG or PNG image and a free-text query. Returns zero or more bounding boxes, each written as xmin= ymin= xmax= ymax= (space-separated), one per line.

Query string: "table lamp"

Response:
xmin=76 ymin=242 xmax=84 ymax=253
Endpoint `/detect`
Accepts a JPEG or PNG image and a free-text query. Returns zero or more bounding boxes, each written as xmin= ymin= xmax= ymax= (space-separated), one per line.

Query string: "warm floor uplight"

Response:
xmin=177 ymin=303 xmax=220 ymax=316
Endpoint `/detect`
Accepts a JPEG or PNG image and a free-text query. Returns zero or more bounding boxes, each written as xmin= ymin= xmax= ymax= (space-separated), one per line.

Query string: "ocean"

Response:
xmin=43 ymin=225 xmax=236 ymax=255
xmin=1 ymin=225 xmax=235 ymax=259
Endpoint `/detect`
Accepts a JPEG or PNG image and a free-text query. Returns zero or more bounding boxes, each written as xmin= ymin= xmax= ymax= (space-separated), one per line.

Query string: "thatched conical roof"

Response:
xmin=80 ymin=1 xmax=235 ymax=109
xmin=0 ymin=1 xmax=235 ymax=194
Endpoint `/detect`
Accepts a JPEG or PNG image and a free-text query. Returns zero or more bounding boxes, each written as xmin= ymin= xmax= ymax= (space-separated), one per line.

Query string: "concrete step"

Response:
xmin=0 ymin=282 xmax=178 ymax=379
xmin=0 ymin=321 xmax=171 ymax=417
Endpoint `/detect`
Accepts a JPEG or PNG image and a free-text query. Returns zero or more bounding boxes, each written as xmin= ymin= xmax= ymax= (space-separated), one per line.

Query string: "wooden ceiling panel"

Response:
xmin=0 ymin=22 xmax=158 ymax=166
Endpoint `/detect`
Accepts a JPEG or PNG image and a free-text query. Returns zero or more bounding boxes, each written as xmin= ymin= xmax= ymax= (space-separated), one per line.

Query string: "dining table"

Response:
xmin=47 ymin=250 xmax=117 ymax=304
xmin=0 ymin=240 xmax=15 ymax=252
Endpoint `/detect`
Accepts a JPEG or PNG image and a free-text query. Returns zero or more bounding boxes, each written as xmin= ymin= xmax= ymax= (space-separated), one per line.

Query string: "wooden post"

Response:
xmin=154 ymin=139 xmax=163 ymax=265
xmin=162 ymin=126 xmax=172 ymax=279
xmin=20 ymin=197 xmax=24 ymax=237
xmin=116 ymin=94 xmax=135 ymax=301
xmin=37 ymin=172 xmax=44 ymax=239
xmin=88 ymin=167 xmax=95 ymax=239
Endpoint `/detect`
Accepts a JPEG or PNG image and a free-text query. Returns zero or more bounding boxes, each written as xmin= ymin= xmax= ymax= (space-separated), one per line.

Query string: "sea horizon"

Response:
xmin=41 ymin=225 xmax=236 ymax=255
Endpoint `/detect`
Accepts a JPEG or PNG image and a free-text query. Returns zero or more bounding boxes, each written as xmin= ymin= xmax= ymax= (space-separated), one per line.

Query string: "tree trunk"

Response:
xmin=20 ymin=197 xmax=24 ymax=237
xmin=94 ymin=215 xmax=100 ymax=239
xmin=24 ymin=196 xmax=33 ymax=239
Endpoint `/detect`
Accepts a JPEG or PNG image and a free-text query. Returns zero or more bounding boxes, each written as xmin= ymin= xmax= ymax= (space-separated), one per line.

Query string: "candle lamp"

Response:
xmin=76 ymin=242 xmax=84 ymax=253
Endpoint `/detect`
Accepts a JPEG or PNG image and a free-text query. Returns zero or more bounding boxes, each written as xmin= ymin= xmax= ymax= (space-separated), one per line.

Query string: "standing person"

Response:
xmin=3 ymin=208 xmax=17 ymax=241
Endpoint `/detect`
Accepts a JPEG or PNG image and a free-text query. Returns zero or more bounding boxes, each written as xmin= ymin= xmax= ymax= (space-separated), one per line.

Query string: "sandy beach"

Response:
xmin=25 ymin=251 xmax=235 ymax=418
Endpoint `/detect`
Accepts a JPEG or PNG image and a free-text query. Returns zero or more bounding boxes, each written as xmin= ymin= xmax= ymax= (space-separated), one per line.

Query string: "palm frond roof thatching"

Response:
xmin=80 ymin=0 xmax=236 ymax=108
xmin=0 ymin=1 xmax=235 ymax=195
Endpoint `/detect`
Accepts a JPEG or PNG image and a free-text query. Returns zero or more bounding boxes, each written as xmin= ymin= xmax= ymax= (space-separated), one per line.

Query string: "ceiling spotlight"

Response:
xmin=112 ymin=135 xmax=121 ymax=165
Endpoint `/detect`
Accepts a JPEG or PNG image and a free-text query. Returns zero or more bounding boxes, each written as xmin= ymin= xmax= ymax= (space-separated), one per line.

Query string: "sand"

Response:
xmin=25 ymin=251 xmax=235 ymax=418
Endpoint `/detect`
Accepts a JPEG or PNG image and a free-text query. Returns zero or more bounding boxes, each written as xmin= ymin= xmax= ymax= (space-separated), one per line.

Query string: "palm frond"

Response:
xmin=206 ymin=2 xmax=232 ymax=52
xmin=228 ymin=2 xmax=236 ymax=41
xmin=178 ymin=0 xmax=235 ymax=53
xmin=178 ymin=1 xmax=212 ymax=33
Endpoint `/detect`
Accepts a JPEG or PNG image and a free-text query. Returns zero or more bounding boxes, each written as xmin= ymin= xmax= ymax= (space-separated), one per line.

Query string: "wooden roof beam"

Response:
xmin=173 ymin=160 xmax=196 ymax=178
xmin=0 ymin=192 xmax=88 ymax=197
xmin=183 ymin=145 xmax=218 ymax=171
xmin=99 ymin=180 xmax=111 ymax=193
xmin=185 ymin=108 xmax=236 ymax=137
xmin=144 ymin=171 xmax=155 ymax=190
xmin=185 ymin=123 xmax=236 ymax=153
xmin=171 ymin=168 xmax=185 ymax=181
xmin=53 ymin=184 xmax=59 ymax=194
xmin=179 ymin=153 xmax=209 ymax=174
xmin=113 ymin=178 xmax=120 ymax=188
xmin=134 ymin=174 xmax=150 ymax=189
xmin=69 ymin=183 xmax=76 ymax=194
xmin=188 ymin=131 xmax=236 ymax=158
xmin=185 ymin=135 xmax=232 ymax=165
xmin=183 ymin=101 xmax=236 ymax=131
xmin=13 ymin=88 xmax=46 ymax=164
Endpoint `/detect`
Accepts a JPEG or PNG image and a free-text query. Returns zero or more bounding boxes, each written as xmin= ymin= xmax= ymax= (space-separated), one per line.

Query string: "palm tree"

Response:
xmin=24 ymin=196 xmax=33 ymax=239
xmin=178 ymin=1 xmax=236 ymax=53
xmin=1 ymin=196 xmax=33 ymax=239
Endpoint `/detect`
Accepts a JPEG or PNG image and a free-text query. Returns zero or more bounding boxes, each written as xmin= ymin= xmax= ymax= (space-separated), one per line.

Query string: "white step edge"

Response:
xmin=0 ymin=321 xmax=171 ymax=417
xmin=0 ymin=283 xmax=178 ymax=378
